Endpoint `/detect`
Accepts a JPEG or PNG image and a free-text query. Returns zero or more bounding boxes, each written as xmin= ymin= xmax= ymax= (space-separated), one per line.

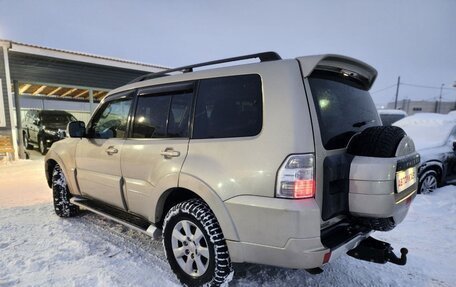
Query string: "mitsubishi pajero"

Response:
xmin=45 ymin=52 xmax=419 ymax=286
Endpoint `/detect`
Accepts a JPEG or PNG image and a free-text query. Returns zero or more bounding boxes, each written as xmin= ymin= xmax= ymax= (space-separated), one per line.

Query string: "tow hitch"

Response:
xmin=347 ymin=237 xmax=408 ymax=265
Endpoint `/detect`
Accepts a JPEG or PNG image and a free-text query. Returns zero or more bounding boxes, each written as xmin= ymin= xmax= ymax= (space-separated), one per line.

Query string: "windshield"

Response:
xmin=41 ymin=112 xmax=76 ymax=124
xmin=309 ymin=72 xmax=381 ymax=150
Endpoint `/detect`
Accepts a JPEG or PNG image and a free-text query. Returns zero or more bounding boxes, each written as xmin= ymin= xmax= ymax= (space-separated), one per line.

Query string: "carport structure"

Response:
xmin=0 ymin=40 xmax=167 ymax=159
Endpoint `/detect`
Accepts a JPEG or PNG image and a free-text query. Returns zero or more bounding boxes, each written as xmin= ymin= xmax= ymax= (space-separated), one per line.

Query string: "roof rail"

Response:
xmin=128 ymin=51 xmax=281 ymax=84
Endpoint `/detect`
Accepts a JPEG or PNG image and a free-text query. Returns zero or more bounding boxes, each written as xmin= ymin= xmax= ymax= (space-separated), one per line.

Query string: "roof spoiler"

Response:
xmin=297 ymin=54 xmax=378 ymax=90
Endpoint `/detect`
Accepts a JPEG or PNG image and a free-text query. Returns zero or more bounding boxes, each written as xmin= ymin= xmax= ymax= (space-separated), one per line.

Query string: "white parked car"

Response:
xmin=394 ymin=113 xmax=456 ymax=193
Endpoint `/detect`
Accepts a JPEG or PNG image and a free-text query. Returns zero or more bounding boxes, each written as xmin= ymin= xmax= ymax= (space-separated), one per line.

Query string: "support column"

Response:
xmin=2 ymin=44 xmax=19 ymax=160
xmin=89 ymin=89 xmax=94 ymax=115
xmin=13 ymin=80 xmax=26 ymax=159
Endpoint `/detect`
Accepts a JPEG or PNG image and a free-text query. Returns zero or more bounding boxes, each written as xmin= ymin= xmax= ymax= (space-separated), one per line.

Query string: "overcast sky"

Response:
xmin=0 ymin=0 xmax=455 ymax=106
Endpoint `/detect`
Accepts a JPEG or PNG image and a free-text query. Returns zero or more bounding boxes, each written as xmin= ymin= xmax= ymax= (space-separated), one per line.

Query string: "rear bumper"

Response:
xmin=227 ymin=232 xmax=370 ymax=269
xmin=224 ymin=195 xmax=370 ymax=269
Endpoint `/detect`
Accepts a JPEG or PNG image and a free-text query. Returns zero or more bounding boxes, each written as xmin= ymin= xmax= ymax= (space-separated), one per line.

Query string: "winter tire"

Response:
xmin=23 ymin=133 xmax=32 ymax=150
xmin=52 ymin=164 xmax=79 ymax=217
xmin=347 ymin=126 xmax=406 ymax=158
xmin=418 ymin=170 xmax=438 ymax=194
xmin=358 ymin=217 xmax=396 ymax=232
xmin=163 ymin=199 xmax=233 ymax=287
xmin=39 ymin=138 xmax=47 ymax=155
xmin=348 ymin=126 xmax=407 ymax=231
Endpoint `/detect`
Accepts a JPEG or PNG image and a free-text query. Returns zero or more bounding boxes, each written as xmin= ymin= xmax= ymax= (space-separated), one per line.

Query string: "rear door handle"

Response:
xmin=160 ymin=148 xmax=180 ymax=159
xmin=106 ymin=146 xmax=118 ymax=155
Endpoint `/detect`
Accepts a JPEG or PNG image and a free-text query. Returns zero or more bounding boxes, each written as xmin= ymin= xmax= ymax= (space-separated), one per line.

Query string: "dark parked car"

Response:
xmin=22 ymin=110 xmax=77 ymax=154
xmin=394 ymin=113 xmax=456 ymax=193
xmin=378 ymin=109 xmax=407 ymax=126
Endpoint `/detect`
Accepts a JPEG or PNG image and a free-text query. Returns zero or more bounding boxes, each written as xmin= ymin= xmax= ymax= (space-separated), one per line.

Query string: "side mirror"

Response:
xmin=453 ymin=141 xmax=456 ymax=151
xmin=68 ymin=121 xmax=86 ymax=138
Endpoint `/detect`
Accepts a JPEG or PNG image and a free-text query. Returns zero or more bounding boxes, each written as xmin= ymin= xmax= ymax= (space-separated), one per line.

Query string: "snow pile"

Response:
xmin=394 ymin=113 xmax=456 ymax=150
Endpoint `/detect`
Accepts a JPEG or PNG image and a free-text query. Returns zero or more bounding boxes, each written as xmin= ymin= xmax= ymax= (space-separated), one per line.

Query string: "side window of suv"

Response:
xmin=24 ymin=111 xmax=31 ymax=124
xmin=28 ymin=111 xmax=36 ymax=124
xmin=89 ymin=98 xmax=132 ymax=139
xmin=32 ymin=112 xmax=39 ymax=125
xmin=193 ymin=74 xmax=262 ymax=139
xmin=132 ymin=92 xmax=193 ymax=138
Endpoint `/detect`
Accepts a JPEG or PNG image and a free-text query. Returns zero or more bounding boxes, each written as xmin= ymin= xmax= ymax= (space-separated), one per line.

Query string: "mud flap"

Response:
xmin=347 ymin=237 xmax=408 ymax=265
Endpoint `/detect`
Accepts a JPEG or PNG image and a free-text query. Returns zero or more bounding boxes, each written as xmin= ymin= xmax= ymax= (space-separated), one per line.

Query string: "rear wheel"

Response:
xmin=23 ymin=132 xmax=32 ymax=150
xmin=418 ymin=170 xmax=438 ymax=194
xmin=39 ymin=137 xmax=47 ymax=155
xmin=52 ymin=164 xmax=79 ymax=217
xmin=358 ymin=217 xmax=396 ymax=232
xmin=163 ymin=199 xmax=233 ymax=287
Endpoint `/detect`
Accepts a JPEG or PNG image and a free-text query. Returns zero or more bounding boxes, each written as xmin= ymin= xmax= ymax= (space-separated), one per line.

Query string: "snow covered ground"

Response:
xmin=1 ymin=160 xmax=455 ymax=286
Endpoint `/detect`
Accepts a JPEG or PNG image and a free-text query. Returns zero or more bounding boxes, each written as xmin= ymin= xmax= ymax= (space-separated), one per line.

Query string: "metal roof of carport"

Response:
xmin=5 ymin=40 xmax=168 ymax=99
xmin=0 ymin=39 xmax=168 ymax=160
xmin=2 ymin=39 xmax=168 ymax=100
xmin=7 ymin=40 xmax=167 ymax=72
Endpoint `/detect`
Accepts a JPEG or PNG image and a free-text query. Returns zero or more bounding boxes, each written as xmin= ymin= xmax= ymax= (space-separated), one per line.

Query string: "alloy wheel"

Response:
xmin=420 ymin=174 xmax=437 ymax=193
xmin=39 ymin=139 xmax=45 ymax=154
xmin=171 ymin=219 xmax=210 ymax=277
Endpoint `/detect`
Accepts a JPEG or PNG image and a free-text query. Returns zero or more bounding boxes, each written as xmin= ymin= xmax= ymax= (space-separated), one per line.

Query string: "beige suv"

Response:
xmin=45 ymin=52 xmax=419 ymax=286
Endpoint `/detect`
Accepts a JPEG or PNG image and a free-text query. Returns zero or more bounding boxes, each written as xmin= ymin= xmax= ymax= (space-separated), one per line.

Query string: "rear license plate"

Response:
xmin=396 ymin=167 xmax=416 ymax=193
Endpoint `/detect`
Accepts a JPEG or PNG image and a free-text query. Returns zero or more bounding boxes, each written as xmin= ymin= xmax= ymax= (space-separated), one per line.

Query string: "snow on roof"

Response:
xmin=377 ymin=109 xmax=408 ymax=115
xmin=394 ymin=113 xmax=456 ymax=150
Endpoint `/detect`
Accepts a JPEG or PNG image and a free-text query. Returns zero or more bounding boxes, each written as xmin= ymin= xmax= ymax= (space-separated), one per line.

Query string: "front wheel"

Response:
xmin=163 ymin=199 xmax=233 ymax=287
xmin=23 ymin=133 xmax=32 ymax=150
xmin=39 ymin=138 xmax=47 ymax=155
xmin=418 ymin=170 xmax=438 ymax=194
xmin=52 ymin=164 xmax=79 ymax=217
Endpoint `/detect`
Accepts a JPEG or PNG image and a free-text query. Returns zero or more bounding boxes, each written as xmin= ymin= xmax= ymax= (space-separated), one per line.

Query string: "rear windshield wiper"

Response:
xmin=352 ymin=119 xmax=375 ymax=128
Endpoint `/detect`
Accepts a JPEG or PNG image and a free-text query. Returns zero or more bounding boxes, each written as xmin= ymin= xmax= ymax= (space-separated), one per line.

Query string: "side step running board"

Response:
xmin=70 ymin=197 xmax=162 ymax=239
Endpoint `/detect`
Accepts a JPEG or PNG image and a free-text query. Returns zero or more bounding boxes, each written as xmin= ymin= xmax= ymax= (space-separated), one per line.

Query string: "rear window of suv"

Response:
xmin=193 ymin=74 xmax=262 ymax=139
xmin=309 ymin=71 xmax=380 ymax=150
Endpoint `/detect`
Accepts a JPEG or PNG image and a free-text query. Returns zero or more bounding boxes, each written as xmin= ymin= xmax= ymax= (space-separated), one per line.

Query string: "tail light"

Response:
xmin=323 ymin=251 xmax=332 ymax=264
xmin=276 ymin=154 xmax=315 ymax=199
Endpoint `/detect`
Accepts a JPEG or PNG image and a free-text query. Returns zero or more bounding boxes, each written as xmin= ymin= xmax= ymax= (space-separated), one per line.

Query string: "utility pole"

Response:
xmin=438 ymin=83 xmax=444 ymax=113
xmin=394 ymin=76 xmax=401 ymax=109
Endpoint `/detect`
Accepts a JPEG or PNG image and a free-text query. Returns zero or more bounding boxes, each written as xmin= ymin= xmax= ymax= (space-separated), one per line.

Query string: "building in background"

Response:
xmin=0 ymin=40 xmax=167 ymax=159
xmin=386 ymin=99 xmax=455 ymax=115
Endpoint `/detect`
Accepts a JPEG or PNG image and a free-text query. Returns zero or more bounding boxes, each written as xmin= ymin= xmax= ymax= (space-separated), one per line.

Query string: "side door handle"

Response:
xmin=106 ymin=146 xmax=119 ymax=156
xmin=160 ymin=148 xmax=181 ymax=159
